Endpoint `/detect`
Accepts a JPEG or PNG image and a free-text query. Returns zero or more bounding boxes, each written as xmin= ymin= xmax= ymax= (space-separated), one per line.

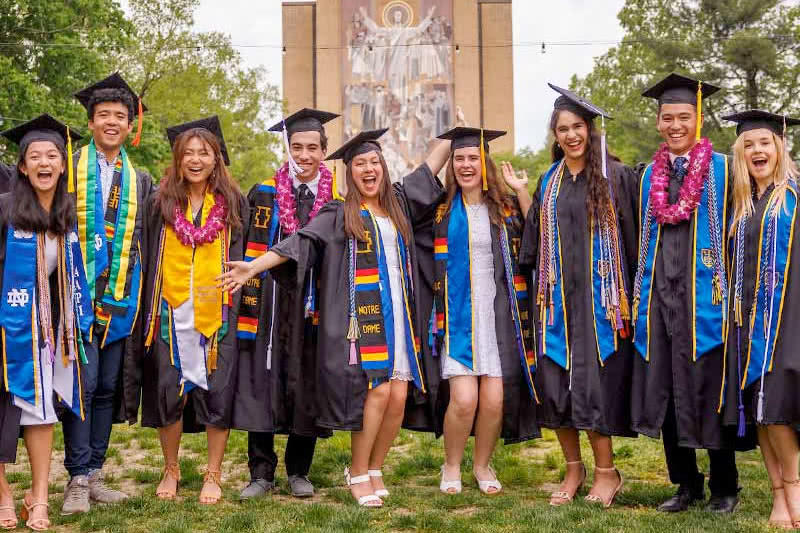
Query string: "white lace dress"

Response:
xmin=441 ymin=202 xmax=503 ymax=378
xmin=374 ymin=215 xmax=413 ymax=382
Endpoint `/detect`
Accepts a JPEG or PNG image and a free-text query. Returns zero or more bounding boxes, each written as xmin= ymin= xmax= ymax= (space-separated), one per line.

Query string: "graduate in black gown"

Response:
xmin=0 ymin=163 xmax=13 ymax=193
xmin=721 ymin=110 xmax=800 ymax=528
xmin=431 ymin=127 xmax=538 ymax=496
xmin=0 ymin=115 xmax=93 ymax=531
xmin=220 ymin=130 xmax=451 ymax=507
xmin=139 ymin=117 xmax=247 ymax=505
xmin=233 ymin=109 xmax=338 ymax=500
xmin=629 ymin=73 xmax=740 ymax=513
xmin=519 ymin=85 xmax=637 ymax=508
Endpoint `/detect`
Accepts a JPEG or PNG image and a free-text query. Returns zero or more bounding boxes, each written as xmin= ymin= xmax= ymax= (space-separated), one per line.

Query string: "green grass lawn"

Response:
xmin=5 ymin=424 xmax=776 ymax=532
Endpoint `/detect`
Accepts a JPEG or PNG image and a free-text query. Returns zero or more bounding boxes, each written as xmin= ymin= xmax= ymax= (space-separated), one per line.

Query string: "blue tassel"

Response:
xmin=737 ymin=404 xmax=746 ymax=438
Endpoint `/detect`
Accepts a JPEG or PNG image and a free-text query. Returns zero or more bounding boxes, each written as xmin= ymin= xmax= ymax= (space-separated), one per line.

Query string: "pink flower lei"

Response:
xmin=172 ymin=194 xmax=227 ymax=246
xmin=649 ymin=137 xmax=713 ymax=225
xmin=274 ymin=161 xmax=334 ymax=235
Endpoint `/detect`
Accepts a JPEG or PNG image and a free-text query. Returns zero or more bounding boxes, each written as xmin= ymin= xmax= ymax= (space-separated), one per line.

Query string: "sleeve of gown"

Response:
xmin=269 ymin=201 xmax=339 ymax=291
xmin=0 ymin=164 xmax=13 ymax=194
xmin=396 ymin=162 xmax=445 ymax=227
xmin=518 ymin=178 xmax=541 ymax=273
xmin=612 ymin=162 xmax=641 ymax=286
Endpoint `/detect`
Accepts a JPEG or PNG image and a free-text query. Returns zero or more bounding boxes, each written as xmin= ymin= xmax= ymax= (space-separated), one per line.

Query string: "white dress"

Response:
xmin=442 ymin=203 xmax=503 ymax=379
xmin=374 ymin=215 xmax=413 ymax=382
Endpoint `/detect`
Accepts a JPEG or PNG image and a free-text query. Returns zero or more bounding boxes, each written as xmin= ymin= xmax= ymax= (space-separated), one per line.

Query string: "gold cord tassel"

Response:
xmin=347 ymin=314 xmax=360 ymax=341
xmin=480 ymin=128 xmax=488 ymax=191
xmin=696 ymin=81 xmax=703 ymax=142
xmin=67 ymin=127 xmax=75 ymax=193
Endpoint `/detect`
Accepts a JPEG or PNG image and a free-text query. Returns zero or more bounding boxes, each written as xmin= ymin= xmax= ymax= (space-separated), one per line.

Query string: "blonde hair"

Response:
xmin=729 ymin=131 xmax=799 ymax=237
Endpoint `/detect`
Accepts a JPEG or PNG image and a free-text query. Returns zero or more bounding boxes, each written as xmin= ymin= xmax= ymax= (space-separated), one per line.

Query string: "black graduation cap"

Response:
xmin=166 ymin=116 xmax=231 ymax=166
xmin=549 ymin=83 xmax=611 ymax=120
xmin=73 ymin=72 xmax=148 ymax=114
xmin=722 ymin=109 xmax=800 ymax=137
xmin=1 ymin=113 xmax=83 ymax=152
xmin=437 ymin=126 xmax=506 ymax=151
xmin=268 ymin=108 xmax=339 ymax=139
xmin=326 ymin=128 xmax=388 ymax=164
xmin=641 ymin=72 xmax=721 ymax=106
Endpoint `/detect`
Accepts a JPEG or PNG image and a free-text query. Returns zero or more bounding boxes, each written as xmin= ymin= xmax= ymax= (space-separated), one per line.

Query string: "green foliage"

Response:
xmin=574 ymin=0 xmax=800 ymax=165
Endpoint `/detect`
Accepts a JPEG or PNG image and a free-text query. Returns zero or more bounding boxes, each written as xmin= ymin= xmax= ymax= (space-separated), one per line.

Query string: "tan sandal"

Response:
xmin=550 ymin=461 xmax=586 ymax=506
xmin=782 ymin=478 xmax=800 ymax=528
xmin=156 ymin=463 xmax=181 ymax=500
xmin=20 ymin=493 xmax=49 ymax=531
xmin=769 ymin=486 xmax=793 ymax=530
xmin=584 ymin=467 xmax=623 ymax=508
xmin=0 ymin=504 xmax=17 ymax=530
xmin=199 ymin=470 xmax=223 ymax=505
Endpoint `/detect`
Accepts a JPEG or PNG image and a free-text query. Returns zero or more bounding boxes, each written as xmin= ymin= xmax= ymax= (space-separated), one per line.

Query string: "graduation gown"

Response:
xmin=723 ymin=184 xmax=800 ymax=430
xmin=0 ymin=163 xmax=13 ymax=194
xmin=629 ymin=157 xmax=736 ymax=449
xmin=139 ymin=193 xmax=247 ymax=432
xmin=231 ymin=184 xmax=331 ymax=438
xmin=519 ymin=161 xmax=638 ymax=437
xmin=269 ymin=164 xmax=443 ymax=432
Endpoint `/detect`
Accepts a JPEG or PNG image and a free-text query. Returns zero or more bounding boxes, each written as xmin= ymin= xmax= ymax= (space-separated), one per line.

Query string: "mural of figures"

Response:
xmin=343 ymin=0 xmax=454 ymax=180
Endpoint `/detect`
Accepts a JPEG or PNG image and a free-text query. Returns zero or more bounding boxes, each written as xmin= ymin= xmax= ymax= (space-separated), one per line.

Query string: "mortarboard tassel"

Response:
xmin=132 ymin=97 xmax=143 ymax=147
xmin=332 ymin=162 xmax=343 ymax=201
xmin=67 ymin=126 xmax=75 ymax=193
xmin=600 ymin=116 xmax=609 ymax=180
xmin=695 ymin=81 xmax=703 ymax=142
xmin=480 ymin=128 xmax=488 ymax=191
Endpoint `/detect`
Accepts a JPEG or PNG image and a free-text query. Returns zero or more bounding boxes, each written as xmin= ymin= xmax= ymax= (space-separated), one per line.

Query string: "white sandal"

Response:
xmin=439 ymin=465 xmax=463 ymax=494
xmin=345 ymin=466 xmax=382 ymax=508
xmin=474 ymin=466 xmax=502 ymax=495
xmin=368 ymin=469 xmax=389 ymax=498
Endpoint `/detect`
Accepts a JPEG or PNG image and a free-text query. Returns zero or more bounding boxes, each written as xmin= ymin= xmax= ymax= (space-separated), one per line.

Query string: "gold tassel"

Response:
xmin=632 ymin=297 xmax=640 ymax=322
xmin=695 ymin=81 xmax=703 ymax=142
xmin=132 ymin=97 xmax=143 ymax=147
xmin=207 ymin=335 xmax=219 ymax=373
xmin=480 ymin=128 xmax=488 ymax=191
xmin=346 ymin=314 xmax=360 ymax=340
xmin=67 ymin=127 xmax=75 ymax=194
xmin=711 ymin=273 xmax=722 ymax=305
xmin=332 ymin=162 xmax=343 ymax=201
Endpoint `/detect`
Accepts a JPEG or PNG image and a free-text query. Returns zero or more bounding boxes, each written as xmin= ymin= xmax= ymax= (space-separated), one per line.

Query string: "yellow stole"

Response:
xmin=162 ymin=191 xmax=225 ymax=338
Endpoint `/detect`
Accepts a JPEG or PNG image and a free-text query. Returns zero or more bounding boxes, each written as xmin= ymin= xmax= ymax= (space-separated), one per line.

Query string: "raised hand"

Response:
xmin=455 ymin=106 xmax=468 ymax=127
xmin=216 ymin=260 xmax=254 ymax=294
xmin=501 ymin=161 xmax=529 ymax=193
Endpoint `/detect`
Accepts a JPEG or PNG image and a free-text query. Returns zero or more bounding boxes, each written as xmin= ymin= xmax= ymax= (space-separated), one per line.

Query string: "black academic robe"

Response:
xmin=0 ymin=163 xmax=14 ymax=194
xmin=139 ymin=193 xmax=247 ymax=432
xmin=519 ymin=161 xmax=639 ymax=437
xmin=723 ymin=184 xmax=800 ymax=430
xmin=629 ymin=159 xmax=737 ymax=449
xmin=269 ymin=164 xmax=444 ymax=432
xmin=231 ymin=184 xmax=332 ymax=438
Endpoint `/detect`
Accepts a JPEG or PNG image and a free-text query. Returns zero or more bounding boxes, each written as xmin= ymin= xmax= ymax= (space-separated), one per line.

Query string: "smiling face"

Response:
xmin=19 ymin=140 xmax=65 ymax=195
xmin=89 ymin=101 xmax=133 ymax=154
xmin=742 ymin=128 xmax=778 ymax=182
xmin=179 ymin=136 xmax=216 ymax=188
xmin=657 ymin=103 xmax=701 ymax=154
xmin=290 ymin=130 xmax=325 ymax=181
xmin=350 ymin=150 xmax=384 ymax=199
xmin=554 ymin=110 xmax=589 ymax=162
xmin=452 ymin=146 xmax=482 ymax=194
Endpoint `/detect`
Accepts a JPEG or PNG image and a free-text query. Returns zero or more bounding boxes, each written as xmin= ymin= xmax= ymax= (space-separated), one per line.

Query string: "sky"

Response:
xmin=190 ymin=0 xmax=627 ymax=152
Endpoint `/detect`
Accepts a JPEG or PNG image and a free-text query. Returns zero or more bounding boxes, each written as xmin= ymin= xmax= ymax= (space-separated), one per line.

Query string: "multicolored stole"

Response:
xmin=74 ymin=140 xmax=140 ymax=346
xmin=633 ymin=151 xmax=729 ymax=362
xmin=0 ymin=226 xmax=93 ymax=420
xmin=237 ymin=178 xmax=280 ymax=344
xmin=432 ymin=193 xmax=535 ymax=398
xmin=536 ymin=161 xmax=630 ymax=371
xmin=727 ymin=182 xmax=797 ymax=426
xmin=347 ymin=207 xmax=423 ymax=390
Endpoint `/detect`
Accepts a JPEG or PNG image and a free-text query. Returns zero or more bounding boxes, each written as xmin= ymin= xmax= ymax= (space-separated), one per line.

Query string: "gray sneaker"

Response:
xmin=61 ymin=475 xmax=90 ymax=515
xmin=239 ymin=478 xmax=274 ymax=500
xmin=88 ymin=469 xmax=129 ymax=504
xmin=288 ymin=475 xmax=314 ymax=498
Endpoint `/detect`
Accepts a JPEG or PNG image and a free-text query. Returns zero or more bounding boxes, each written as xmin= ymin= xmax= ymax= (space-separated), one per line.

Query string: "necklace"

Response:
xmin=172 ymin=194 xmax=227 ymax=246
xmin=648 ymin=138 xmax=713 ymax=225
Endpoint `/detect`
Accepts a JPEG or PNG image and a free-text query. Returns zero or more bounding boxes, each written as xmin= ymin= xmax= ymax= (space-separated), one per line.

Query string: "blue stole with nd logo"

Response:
xmin=633 ymin=152 xmax=728 ymax=361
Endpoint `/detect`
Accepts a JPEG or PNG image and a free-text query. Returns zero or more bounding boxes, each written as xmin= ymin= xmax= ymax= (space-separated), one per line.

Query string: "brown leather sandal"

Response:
xmin=156 ymin=463 xmax=181 ymax=500
xmin=199 ymin=470 xmax=223 ymax=505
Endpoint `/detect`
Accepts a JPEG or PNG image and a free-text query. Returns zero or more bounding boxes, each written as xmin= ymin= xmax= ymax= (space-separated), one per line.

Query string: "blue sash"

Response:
xmin=444 ymin=193 xmax=476 ymax=369
xmin=634 ymin=152 xmax=728 ymax=361
xmin=742 ymin=185 xmax=797 ymax=388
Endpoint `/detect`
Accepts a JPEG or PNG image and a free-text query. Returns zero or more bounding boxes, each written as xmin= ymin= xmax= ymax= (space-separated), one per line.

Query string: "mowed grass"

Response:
xmin=4 ymin=424 xmax=776 ymax=532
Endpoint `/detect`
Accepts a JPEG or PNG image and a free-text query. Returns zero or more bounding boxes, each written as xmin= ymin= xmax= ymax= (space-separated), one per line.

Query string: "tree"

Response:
xmin=573 ymin=0 xmax=800 ymax=165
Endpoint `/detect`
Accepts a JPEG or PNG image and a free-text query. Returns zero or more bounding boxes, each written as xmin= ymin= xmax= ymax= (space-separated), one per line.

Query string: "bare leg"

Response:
xmin=442 ymin=376 xmax=478 ymax=490
xmin=350 ymin=383 xmax=390 ymax=503
xmin=759 ymin=426 xmax=791 ymax=526
xmin=23 ymin=424 xmax=54 ymax=525
xmin=368 ymin=380 xmax=408 ymax=493
xmin=0 ymin=463 xmax=15 ymax=528
xmin=586 ymin=431 xmax=621 ymax=504
xmin=156 ymin=419 xmax=182 ymax=498
xmin=551 ymin=428 xmax=584 ymax=504
xmin=199 ymin=425 xmax=229 ymax=504
xmin=768 ymin=425 xmax=800 ymax=524
xmin=473 ymin=376 xmax=503 ymax=492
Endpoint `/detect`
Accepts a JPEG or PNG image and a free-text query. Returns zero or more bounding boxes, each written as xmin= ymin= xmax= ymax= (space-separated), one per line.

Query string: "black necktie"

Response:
xmin=296 ymin=184 xmax=314 ymax=226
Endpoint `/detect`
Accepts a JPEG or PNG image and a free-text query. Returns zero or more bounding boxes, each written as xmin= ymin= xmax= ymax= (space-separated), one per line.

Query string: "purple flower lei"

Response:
xmin=649 ymin=137 xmax=713 ymax=225
xmin=172 ymin=194 xmax=227 ymax=246
xmin=274 ymin=161 xmax=334 ymax=234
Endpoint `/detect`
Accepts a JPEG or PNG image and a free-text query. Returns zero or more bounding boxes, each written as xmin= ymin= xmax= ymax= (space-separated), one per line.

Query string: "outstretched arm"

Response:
xmin=424 ymin=139 xmax=452 ymax=176
xmin=217 ymin=251 xmax=289 ymax=294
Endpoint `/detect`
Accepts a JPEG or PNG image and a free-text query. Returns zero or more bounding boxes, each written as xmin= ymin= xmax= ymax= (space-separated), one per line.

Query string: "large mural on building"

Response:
xmin=342 ymin=0 xmax=454 ymax=179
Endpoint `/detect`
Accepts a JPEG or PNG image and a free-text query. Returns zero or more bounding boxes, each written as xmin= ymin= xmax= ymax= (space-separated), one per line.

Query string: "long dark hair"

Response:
xmin=442 ymin=151 xmax=519 ymax=228
xmin=157 ymin=128 xmax=241 ymax=230
xmin=6 ymin=144 xmax=76 ymax=234
xmin=549 ymin=109 xmax=616 ymax=224
xmin=343 ymin=150 xmax=412 ymax=244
